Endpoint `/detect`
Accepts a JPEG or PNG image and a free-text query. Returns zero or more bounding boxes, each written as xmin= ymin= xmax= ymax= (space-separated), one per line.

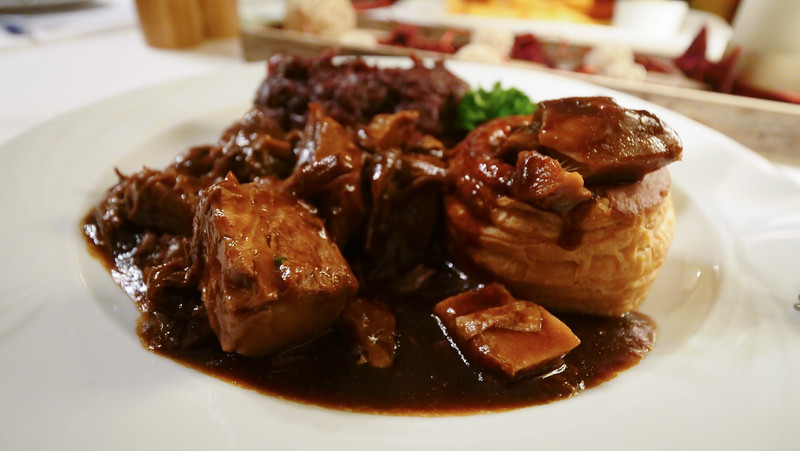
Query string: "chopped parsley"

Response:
xmin=273 ymin=256 xmax=288 ymax=266
xmin=457 ymin=82 xmax=538 ymax=131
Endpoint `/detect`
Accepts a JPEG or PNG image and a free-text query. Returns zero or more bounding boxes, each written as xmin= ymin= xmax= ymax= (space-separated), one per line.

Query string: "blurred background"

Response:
xmin=1 ymin=0 xmax=798 ymax=163
xmin=122 ymin=0 xmax=795 ymax=103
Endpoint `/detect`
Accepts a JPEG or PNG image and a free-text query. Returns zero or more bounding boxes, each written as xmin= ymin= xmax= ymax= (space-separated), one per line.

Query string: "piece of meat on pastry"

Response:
xmin=193 ymin=174 xmax=358 ymax=356
xmin=445 ymin=97 xmax=681 ymax=316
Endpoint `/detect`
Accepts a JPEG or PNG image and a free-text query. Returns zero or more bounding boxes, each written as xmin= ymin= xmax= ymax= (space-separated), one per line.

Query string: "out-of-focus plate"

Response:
xmin=0 ymin=59 xmax=798 ymax=450
xmin=368 ymin=0 xmax=732 ymax=60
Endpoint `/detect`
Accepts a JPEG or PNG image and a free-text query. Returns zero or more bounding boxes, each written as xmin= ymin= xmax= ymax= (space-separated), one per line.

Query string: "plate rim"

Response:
xmin=1 ymin=57 xmax=798 ymax=450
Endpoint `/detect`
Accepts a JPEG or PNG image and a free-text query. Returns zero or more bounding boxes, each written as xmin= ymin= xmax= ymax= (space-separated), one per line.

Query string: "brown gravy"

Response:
xmin=84 ymin=221 xmax=656 ymax=415
xmin=167 ymin=307 xmax=655 ymax=415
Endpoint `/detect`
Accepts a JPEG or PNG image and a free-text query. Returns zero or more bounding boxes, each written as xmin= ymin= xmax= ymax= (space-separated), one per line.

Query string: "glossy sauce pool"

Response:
xmin=85 ymin=222 xmax=656 ymax=415
xmin=164 ymin=305 xmax=655 ymax=415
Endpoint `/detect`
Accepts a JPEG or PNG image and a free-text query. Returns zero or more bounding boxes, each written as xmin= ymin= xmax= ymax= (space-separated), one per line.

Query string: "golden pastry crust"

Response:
xmin=446 ymin=167 xmax=675 ymax=316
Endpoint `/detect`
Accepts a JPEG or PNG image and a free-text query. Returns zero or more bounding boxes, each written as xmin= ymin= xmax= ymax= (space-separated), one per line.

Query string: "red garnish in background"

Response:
xmin=706 ymin=46 xmax=742 ymax=93
xmin=377 ymin=20 xmax=794 ymax=103
xmin=380 ymin=23 xmax=459 ymax=54
xmin=350 ymin=0 xmax=396 ymax=9
xmin=633 ymin=55 xmax=681 ymax=74
xmin=674 ymin=26 xmax=741 ymax=93
xmin=511 ymin=33 xmax=554 ymax=67
xmin=674 ymin=26 xmax=710 ymax=81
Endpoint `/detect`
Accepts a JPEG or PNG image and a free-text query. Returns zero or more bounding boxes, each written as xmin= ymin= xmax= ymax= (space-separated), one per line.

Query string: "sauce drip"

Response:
xmin=557 ymin=198 xmax=595 ymax=250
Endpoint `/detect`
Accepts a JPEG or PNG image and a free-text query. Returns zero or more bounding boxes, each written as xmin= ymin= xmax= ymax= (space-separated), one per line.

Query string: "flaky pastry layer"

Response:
xmin=446 ymin=168 xmax=674 ymax=316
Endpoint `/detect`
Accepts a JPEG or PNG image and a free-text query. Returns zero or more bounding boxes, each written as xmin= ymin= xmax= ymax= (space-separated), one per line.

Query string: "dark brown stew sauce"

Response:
xmin=82 ymin=55 xmax=660 ymax=415
xmin=84 ymin=222 xmax=655 ymax=415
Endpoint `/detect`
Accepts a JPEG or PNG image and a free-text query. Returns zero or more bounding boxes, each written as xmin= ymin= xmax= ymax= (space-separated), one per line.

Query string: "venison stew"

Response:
xmin=83 ymin=53 xmax=680 ymax=414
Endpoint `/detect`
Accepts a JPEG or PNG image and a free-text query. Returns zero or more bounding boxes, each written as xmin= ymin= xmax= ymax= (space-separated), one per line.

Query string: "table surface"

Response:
xmin=1 ymin=0 xmax=799 ymax=187
xmin=0 ymin=1 xmax=246 ymax=144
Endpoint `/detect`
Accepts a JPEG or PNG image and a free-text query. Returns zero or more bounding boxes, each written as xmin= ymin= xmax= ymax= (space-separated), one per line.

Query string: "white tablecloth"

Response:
xmin=0 ymin=0 xmax=256 ymax=145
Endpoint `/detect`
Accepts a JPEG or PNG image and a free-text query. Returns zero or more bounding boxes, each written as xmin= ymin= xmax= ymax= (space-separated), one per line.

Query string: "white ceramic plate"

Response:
xmin=1 ymin=60 xmax=798 ymax=450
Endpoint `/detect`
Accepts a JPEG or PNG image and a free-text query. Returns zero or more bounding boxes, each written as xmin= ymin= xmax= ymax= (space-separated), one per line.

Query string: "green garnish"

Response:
xmin=273 ymin=256 xmax=288 ymax=266
xmin=457 ymin=82 xmax=538 ymax=131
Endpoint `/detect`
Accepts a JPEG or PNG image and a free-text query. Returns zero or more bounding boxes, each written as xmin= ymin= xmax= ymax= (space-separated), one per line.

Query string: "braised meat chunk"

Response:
xmin=90 ymin=168 xmax=204 ymax=246
xmin=434 ymin=284 xmax=580 ymax=378
xmin=193 ymin=174 xmax=358 ymax=356
xmin=340 ymin=297 xmax=397 ymax=369
xmin=356 ymin=111 xmax=451 ymax=285
xmin=536 ymin=96 xmax=682 ymax=182
xmin=282 ymin=103 xmax=366 ymax=248
xmin=512 ymin=150 xmax=592 ymax=211
xmin=170 ymin=108 xmax=294 ymax=184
